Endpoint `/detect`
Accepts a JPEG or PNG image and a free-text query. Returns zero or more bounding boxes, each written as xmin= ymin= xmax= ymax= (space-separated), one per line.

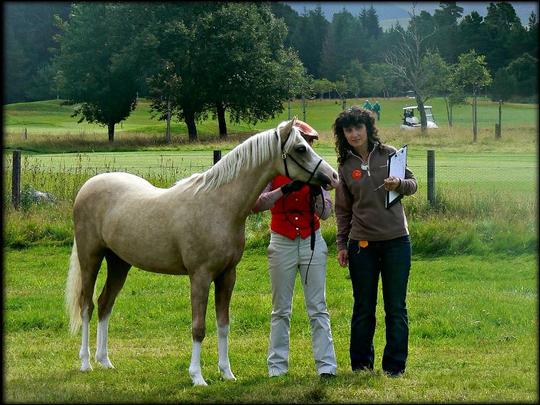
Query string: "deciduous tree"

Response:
xmin=55 ymin=3 xmax=140 ymax=142
xmin=453 ymin=50 xmax=492 ymax=141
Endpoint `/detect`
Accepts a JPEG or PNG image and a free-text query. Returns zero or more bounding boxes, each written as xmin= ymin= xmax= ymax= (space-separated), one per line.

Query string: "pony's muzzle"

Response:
xmin=315 ymin=171 xmax=339 ymax=190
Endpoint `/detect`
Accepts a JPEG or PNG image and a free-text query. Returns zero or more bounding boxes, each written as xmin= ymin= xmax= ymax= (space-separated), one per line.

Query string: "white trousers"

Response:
xmin=267 ymin=230 xmax=337 ymax=376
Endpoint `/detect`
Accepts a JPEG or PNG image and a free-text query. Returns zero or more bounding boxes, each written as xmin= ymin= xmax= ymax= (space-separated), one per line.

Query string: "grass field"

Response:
xmin=3 ymin=97 xmax=538 ymax=402
xmin=4 ymin=245 xmax=537 ymax=403
xmin=4 ymin=97 xmax=538 ymax=154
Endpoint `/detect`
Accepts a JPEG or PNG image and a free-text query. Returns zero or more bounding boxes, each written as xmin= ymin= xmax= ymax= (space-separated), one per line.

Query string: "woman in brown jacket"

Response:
xmin=333 ymin=106 xmax=417 ymax=377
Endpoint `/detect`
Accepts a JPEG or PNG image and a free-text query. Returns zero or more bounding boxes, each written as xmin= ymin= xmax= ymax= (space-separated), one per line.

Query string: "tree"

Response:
xmin=440 ymin=63 xmax=467 ymax=127
xmin=361 ymin=5 xmax=383 ymax=39
xmin=457 ymin=11 xmax=487 ymax=58
xmin=384 ymin=8 xmax=443 ymax=133
xmin=453 ymin=50 xmax=492 ymax=142
xmin=341 ymin=60 xmax=367 ymax=98
xmin=55 ymin=3 xmax=140 ymax=142
xmin=525 ymin=11 xmax=538 ymax=58
xmin=368 ymin=63 xmax=406 ymax=98
xmin=505 ymin=53 xmax=537 ymax=98
xmin=4 ymin=2 xmax=70 ymax=103
xmin=293 ymin=6 xmax=329 ymax=77
xmin=482 ymin=2 xmax=525 ymax=73
xmin=312 ymin=78 xmax=334 ymax=99
xmin=333 ymin=76 xmax=349 ymax=109
xmin=131 ymin=3 xmax=215 ymax=141
xmin=320 ymin=9 xmax=364 ymax=81
xmin=490 ymin=68 xmax=518 ymax=102
xmin=432 ymin=2 xmax=463 ymax=63
xmin=146 ymin=61 xmax=184 ymax=144
xmin=490 ymin=53 xmax=538 ymax=101
xmin=197 ymin=3 xmax=303 ymax=138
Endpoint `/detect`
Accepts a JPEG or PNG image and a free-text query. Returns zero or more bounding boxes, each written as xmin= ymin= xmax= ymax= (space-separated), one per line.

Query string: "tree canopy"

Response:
xmin=54 ymin=3 xmax=141 ymax=142
xmin=5 ymin=2 xmax=538 ymax=140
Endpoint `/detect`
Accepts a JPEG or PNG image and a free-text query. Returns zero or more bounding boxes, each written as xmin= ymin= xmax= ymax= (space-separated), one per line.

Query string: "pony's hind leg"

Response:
xmin=188 ymin=271 xmax=212 ymax=386
xmin=78 ymin=248 xmax=104 ymax=372
xmin=95 ymin=250 xmax=131 ymax=368
xmin=214 ymin=268 xmax=237 ymax=381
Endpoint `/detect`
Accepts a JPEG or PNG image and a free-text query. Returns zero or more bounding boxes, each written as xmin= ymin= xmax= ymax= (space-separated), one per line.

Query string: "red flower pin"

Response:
xmin=352 ymin=169 xmax=362 ymax=180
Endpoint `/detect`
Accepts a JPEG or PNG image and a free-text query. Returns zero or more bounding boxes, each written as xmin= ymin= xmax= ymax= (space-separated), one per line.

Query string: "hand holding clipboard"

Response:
xmin=385 ymin=145 xmax=407 ymax=208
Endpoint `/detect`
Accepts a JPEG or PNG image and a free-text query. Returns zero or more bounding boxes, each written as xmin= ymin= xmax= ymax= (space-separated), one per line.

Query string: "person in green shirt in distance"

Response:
xmin=362 ymin=99 xmax=372 ymax=111
xmin=372 ymin=101 xmax=381 ymax=120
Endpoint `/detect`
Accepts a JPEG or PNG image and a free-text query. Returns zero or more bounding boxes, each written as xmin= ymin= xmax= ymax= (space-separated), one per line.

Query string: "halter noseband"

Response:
xmin=277 ymin=129 xmax=323 ymax=184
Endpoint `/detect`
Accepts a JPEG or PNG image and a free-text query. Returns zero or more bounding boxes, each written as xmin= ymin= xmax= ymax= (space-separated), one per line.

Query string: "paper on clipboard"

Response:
xmin=385 ymin=145 xmax=407 ymax=209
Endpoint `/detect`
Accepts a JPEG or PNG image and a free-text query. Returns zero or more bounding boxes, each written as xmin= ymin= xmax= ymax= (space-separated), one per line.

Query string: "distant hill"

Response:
xmin=285 ymin=1 xmax=538 ymax=29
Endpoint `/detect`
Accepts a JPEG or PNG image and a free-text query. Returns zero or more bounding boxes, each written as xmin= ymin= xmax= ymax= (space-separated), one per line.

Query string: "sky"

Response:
xmin=286 ymin=2 xmax=539 ymax=28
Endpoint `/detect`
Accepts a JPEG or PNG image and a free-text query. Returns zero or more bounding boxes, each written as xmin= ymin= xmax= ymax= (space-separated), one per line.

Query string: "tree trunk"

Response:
xmin=184 ymin=110 xmax=198 ymax=142
xmin=416 ymin=96 xmax=427 ymax=134
xmin=108 ymin=122 xmax=115 ymax=143
xmin=216 ymin=102 xmax=227 ymax=139
xmin=165 ymin=98 xmax=171 ymax=144
xmin=444 ymin=97 xmax=452 ymax=128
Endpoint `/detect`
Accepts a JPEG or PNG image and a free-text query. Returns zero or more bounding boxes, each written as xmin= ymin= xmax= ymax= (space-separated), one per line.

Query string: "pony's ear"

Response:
xmin=278 ymin=118 xmax=296 ymax=141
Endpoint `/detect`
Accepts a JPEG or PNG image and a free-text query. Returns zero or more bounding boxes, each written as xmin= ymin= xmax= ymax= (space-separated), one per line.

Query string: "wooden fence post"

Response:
xmin=427 ymin=150 xmax=435 ymax=206
xmin=213 ymin=150 xmax=222 ymax=165
xmin=496 ymin=100 xmax=502 ymax=139
xmin=12 ymin=150 xmax=21 ymax=209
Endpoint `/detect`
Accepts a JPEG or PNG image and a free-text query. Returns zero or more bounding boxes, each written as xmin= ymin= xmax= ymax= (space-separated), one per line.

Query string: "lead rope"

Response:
xmin=304 ymin=187 xmax=315 ymax=285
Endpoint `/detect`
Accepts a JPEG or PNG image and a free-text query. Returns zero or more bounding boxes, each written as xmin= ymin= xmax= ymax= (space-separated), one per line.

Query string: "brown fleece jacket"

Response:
xmin=334 ymin=143 xmax=417 ymax=251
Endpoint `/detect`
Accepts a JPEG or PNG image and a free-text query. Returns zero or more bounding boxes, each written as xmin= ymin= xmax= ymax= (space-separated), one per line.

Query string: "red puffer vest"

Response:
xmin=270 ymin=175 xmax=320 ymax=239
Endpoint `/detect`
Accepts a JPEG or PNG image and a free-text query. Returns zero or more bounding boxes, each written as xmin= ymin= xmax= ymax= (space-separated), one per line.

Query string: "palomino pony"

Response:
xmin=65 ymin=118 xmax=339 ymax=385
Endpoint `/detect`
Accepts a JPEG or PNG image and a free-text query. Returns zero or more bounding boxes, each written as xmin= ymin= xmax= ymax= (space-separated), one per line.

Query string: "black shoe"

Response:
xmin=320 ymin=373 xmax=336 ymax=379
xmin=384 ymin=369 xmax=404 ymax=378
xmin=352 ymin=365 xmax=373 ymax=372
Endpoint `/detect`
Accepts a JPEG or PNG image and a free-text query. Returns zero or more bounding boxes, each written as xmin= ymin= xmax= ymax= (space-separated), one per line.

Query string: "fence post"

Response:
xmin=427 ymin=150 xmax=435 ymax=206
xmin=213 ymin=150 xmax=222 ymax=165
xmin=12 ymin=150 xmax=21 ymax=209
xmin=496 ymin=100 xmax=502 ymax=139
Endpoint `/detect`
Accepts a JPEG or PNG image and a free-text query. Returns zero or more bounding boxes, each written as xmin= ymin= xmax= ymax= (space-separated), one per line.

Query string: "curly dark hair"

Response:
xmin=333 ymin=106 xmax=382 ymax=165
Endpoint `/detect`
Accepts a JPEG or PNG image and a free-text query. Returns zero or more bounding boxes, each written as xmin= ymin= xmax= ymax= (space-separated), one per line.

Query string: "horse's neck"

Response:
xmin=213 ymin=162 xmax=278 ymax=221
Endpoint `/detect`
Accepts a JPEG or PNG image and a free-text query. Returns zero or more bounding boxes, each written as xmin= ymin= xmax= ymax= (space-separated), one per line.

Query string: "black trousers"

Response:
xmin=348 ymin=235 xmax=411 ymax=374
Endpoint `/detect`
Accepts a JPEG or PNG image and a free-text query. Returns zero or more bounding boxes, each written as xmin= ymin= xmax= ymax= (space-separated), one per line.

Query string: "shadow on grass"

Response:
xmin=5 ymin=364 xmax=392 ymax=403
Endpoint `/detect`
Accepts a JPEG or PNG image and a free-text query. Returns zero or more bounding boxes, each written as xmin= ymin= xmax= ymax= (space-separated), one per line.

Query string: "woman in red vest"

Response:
xmin=252 ymin=120 xmax=337 ymax=379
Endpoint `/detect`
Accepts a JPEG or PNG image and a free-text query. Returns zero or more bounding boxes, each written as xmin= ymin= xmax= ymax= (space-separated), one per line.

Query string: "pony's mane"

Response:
xmin=175 ymin=128 xmax=289 ymax=194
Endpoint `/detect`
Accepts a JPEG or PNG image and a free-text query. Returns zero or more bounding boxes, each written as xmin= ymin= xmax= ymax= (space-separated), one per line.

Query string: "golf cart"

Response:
xmin=400 ymin=105 xmax=438 ymax=130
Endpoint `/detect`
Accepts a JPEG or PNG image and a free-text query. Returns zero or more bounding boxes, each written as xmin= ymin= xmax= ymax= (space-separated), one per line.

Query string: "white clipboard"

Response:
xmin=385 ymin=145 xmax=407 ymax=209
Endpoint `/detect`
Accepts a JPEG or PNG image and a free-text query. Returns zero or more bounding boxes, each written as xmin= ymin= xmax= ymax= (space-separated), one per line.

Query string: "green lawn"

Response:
xmin=4 ymin=245 xmax=537 ymax=403
xmin=3 ymin=98 xmax=538 ymax=402
xmin=4 ymin=97 xmax=537 ymax=137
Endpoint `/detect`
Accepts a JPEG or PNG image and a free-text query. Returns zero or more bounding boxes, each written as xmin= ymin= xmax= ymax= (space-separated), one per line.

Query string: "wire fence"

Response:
xmin=4 ymin=150 xmax=537 ymax=209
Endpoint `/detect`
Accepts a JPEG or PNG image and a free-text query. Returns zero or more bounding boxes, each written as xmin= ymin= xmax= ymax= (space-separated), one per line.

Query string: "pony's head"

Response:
xmin=276 ymin=118 xmax=339 ymax=190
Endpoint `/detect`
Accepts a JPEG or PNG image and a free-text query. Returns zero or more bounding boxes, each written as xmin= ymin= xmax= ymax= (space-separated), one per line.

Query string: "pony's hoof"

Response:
xmin=191 ymin=375 xmax=208 ymax=386
xmin=219 ymin=366 xmax=237 ymax=381
xmin=95 ymin=356 xmax=115 ymax=369
xmin=189 ymin=370 xmax=208 ymax=386
xmin=80 ymin=361 xmax=93 ymax=372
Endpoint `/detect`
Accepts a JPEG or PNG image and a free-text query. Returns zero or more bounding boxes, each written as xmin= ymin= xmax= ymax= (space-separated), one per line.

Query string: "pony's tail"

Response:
xmin=65 ymin=239 xmax=82 ymax=335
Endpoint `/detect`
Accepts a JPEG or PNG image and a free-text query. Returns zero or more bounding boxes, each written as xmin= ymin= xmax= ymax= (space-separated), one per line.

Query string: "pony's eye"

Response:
xmin=295 ymin=145 xmax=307 ymax=153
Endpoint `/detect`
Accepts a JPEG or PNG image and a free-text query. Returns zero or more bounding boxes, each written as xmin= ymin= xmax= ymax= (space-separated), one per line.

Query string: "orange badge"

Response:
xmin=352 ymin=169 xmax=362 ymax=180
xmin=358 ymin=240 xmax=369 ymax=248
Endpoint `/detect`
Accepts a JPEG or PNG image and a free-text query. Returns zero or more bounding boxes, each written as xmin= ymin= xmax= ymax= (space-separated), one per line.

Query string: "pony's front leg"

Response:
xmin=215 ymin=268 xmax=237 ymax=381
xmin=188 ymin=272 xmax=212 ymax=386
